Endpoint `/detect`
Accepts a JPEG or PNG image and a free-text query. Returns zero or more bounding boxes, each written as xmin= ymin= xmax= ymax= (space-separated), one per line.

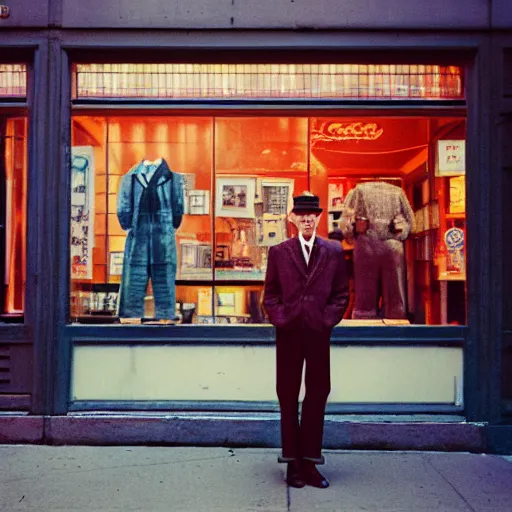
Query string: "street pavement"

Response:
xmin=1 ymin=446 xmax=512 ymax=512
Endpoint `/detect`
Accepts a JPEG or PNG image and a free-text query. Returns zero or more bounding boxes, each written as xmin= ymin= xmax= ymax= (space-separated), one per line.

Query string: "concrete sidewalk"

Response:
xmin=1 ymin=446 xmax=512 ymax=512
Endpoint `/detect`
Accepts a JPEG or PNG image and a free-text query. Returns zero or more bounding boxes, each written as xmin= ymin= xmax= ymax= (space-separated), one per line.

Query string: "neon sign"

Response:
xmin=312 ymin=122 xmax=384 ymax=142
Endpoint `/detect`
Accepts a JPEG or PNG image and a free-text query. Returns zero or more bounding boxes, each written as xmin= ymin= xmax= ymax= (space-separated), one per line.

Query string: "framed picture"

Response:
xmin=180 ymin=243 xmax=198 ymax=270
xmin=260 ymin=213 xmax=288 ymax=246
xmin=197 ymin=245 xmax=212 ymax=269
xmin=258 ymin=178 xmax=294 ymax=215
xmin=109 ymin=251 xmax=124 ymax=276
xmin=436 ymin=140 xmax=465 ymax=176
xmin=215 ymin=244 xmax=230 ymax=263
xmin=188 ymin=190 xmax=210 ymax=215
xmin=216 ymin=292 xmax=236 ymax=316
xmin=216 ymin=177 xmax=256 ymax=218
xmin=328 ymin=183 xmax=344 ymax=212
xmin=180 ymin=242 xmax=212 ymax=273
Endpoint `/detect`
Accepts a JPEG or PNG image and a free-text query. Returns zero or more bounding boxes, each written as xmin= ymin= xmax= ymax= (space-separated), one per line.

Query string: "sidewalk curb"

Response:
xmin=0 ymin=414 xmax=491 ymax=452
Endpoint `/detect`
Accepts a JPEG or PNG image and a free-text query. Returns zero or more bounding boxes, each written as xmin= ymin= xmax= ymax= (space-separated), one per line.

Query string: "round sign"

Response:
xmin=444 ymin=227 xmax=464 ymax=252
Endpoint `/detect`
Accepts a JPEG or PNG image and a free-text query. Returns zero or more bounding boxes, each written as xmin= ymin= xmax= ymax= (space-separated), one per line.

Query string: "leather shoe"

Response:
xmin=286 ymin=461 xmax=305 ymax=488
xmin=302 ymin=462 xmax=329 ymax=489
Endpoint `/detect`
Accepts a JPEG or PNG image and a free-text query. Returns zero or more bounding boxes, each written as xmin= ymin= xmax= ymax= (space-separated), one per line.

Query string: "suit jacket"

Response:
xmin=341 ymin=182 xmax=414 ymax=241
xmin=263 ymin=236 xmax=349 ymax=332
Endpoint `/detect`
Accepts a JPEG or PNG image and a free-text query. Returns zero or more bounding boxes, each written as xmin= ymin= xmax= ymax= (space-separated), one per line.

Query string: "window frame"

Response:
xmin=59 ymin=50 xmax=477 ymax=417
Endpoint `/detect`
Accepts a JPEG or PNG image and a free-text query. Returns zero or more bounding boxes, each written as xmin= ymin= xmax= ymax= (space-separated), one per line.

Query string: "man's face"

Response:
xmin=289 ymin=211 xmax=322 ymax=239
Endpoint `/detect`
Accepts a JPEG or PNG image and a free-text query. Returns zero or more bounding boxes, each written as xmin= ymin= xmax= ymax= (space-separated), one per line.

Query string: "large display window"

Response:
xmin=0 ymin=64 xmax=27 ymax=323
xmin=70 ymin=113 xmax=466 ymax=326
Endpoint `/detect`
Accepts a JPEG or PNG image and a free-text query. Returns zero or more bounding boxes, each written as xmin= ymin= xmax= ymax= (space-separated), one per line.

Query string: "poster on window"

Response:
xmin=436 ymin=140 xmax=465 ymax=176
xmin=71 ymin=146 xmax=95 ymax=279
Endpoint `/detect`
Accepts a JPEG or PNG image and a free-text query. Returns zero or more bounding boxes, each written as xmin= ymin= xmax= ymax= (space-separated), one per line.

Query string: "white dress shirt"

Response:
xmin=142 ymin=158 xmax=162 ymax=182
xmin=299 ymin=231 xmax=316 ymax=266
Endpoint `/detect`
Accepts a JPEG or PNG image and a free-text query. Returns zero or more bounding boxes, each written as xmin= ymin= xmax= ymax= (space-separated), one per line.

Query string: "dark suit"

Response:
xmin=263 ymin=236 xmax=349 ymax=463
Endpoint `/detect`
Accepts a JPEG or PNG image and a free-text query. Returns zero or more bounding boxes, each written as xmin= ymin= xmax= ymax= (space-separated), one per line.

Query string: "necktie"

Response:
xmin=305 ymin=244 xmax=311 ymax=264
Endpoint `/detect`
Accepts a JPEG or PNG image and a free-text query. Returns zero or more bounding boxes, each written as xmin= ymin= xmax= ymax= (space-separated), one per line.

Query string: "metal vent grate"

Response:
xmin=73 ymin=63 xmax=464 ymax=101
xmin=0 ymin=64 xmax=27 ymax=98
xmin=0 ymin=346 xmax=11 ymax=386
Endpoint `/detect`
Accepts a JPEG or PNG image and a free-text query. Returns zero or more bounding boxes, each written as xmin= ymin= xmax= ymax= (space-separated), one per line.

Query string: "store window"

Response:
xmin=0 ymin=64 xmax=27 ymax=323
xmin=70 ymin=64 xmax=466 ymax=326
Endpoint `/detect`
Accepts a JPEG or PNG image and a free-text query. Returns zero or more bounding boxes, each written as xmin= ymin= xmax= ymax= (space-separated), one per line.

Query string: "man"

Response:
xmin=263 ymin=192 xmax=349 ymax=489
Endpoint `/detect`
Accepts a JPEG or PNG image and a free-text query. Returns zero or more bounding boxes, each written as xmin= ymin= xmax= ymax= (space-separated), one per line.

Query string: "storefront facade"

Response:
xmin=0 ymin=1 xmax=511 ymax=452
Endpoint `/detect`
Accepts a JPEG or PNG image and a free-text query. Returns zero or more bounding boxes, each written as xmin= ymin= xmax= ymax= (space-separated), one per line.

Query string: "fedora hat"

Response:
xmin=291 ymin=193 xmax=323 ymax=214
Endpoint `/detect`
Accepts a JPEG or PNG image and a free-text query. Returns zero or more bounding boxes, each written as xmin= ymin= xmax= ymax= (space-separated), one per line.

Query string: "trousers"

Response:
xmin=120 ymin=262 xmax=177 ymax=319
xmin=353 ymin=235 xmax=406 ymax=319
xmin=276 ymin=326 xmax=331 ymax=463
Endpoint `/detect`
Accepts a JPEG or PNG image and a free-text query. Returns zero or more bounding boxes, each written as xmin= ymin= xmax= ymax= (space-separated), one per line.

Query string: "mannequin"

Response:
xmin=116 ymin=158 xmax=184 ymax=320
xmin=341 ymin=181 xmax=414 ymax=320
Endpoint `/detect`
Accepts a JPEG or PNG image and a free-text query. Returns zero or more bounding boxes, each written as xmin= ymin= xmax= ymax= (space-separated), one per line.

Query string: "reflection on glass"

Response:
xmin=1 ymin=117 xmax=27 ymax=322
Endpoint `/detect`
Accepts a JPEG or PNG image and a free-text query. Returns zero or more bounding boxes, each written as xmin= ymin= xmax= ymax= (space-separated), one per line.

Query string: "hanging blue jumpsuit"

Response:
xmin=116 ymin=159 xmax=184 ymax=319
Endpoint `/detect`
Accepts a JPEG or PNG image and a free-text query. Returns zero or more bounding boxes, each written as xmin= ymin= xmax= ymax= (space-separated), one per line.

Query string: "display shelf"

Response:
xmin=73 ymin=315 xmax=119 ymax=325
xmin=178 ymin=279 xmax=264 ymax=286
xmin=338 ymin=319 xmax=411 ymax=326
xmin=177 ymin=270 xmax=266 ymax=282
xmin=436 ymin=272 xmax=466 ymax=281
xmin=176 ymin=270 xmax=213 ymax=281
xmin=215 ymin=270 xmax=266 ymax=281
xmin=411 ymin=229 xmax=434 ymax=237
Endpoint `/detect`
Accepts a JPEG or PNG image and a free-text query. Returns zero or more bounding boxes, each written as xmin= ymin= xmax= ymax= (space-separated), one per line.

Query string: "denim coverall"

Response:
xmin=116 ymin=159 xmax=184 ymax=319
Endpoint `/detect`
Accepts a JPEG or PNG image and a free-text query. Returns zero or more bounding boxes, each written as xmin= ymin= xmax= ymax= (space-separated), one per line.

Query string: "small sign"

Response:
xmin=444 ymin=227 xmax=465 ymax=273
xmin=437 ymin=140 xmax=465 ymax=176
xmin=109 ymin=252 xmax=124 ymax=276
